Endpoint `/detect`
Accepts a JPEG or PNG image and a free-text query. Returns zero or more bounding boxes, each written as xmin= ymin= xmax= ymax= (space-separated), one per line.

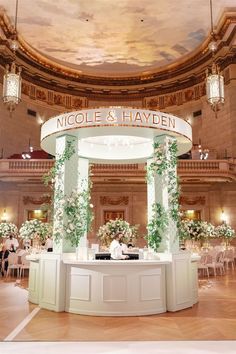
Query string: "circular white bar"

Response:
xmin=63 ymin=259 xmax=169 ymax=316
xmin=41 ymin=107 xmax=192 ymax=162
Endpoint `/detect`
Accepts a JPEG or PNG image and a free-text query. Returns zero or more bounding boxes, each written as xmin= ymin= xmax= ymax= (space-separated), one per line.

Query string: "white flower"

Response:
xmin=0 ymin=222 xmax=18 ymax=238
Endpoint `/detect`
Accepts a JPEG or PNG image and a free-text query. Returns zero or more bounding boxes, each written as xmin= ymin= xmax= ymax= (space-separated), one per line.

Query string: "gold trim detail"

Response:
xmin=100 ymin=196 xmax=129 ymax=205
xmin=179 ymin=196 xmax=205 ymax=206
xmin=23 ymin=195 xmax=51 ymax=205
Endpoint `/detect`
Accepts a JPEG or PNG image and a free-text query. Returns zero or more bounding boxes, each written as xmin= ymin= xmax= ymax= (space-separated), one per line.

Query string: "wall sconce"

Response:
xmin=1 ymin=209 xmax=8 ymax=223
xmin=220 ymin=210 xmax=227 ymax=224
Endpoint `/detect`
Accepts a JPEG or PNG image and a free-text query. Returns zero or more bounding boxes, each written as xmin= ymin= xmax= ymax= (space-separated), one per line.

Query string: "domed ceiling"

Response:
xmin=0 ymin=0 xmax=235 ymax=75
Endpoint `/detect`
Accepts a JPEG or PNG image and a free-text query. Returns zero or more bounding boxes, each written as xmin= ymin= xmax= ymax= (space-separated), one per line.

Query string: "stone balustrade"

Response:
xmin=0 ymin=159 xmax=236 ymax=181
xmin=0 ymin=159 xmax=54 ymax=176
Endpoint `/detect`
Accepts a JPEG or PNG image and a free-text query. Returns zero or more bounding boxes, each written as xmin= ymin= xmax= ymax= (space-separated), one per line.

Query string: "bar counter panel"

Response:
xmin=64 ymin=259 xmax=168 ymax=316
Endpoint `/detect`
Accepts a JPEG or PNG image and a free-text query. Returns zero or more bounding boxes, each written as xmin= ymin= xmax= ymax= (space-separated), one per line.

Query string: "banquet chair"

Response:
xmin=19 ymin=254 xmax=30 ymax=278
xmin=206 ymin=252 xmax=225 ymax=276
xmin=223 ymin=249 xmax=235 ymax=270
xmin=6 ymin=253 xmax=20 ymax=278
xmin=197 ymin=255 xmax=209 ymax=278
xmin=216 ymin=252 xmax=225 ymax=275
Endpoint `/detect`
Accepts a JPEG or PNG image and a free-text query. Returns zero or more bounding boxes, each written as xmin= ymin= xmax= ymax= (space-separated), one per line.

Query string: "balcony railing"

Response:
xmin=0 ymin=159 xmax=235 ymax=181
xmin=0 ymin=159 xmax=54 ymax=175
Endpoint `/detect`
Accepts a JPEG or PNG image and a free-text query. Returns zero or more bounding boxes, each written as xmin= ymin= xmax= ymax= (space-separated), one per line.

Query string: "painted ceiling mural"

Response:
xmin=0 ymin=0 xmax=235 ymax=75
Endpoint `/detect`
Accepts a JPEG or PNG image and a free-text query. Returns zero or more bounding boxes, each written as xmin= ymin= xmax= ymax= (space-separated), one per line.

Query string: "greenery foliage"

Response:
xmin=146 ymin=203 xmax=168 ymax=252
xmin=42 ymin=139 xmax=94 ymax=247
xmin=64 ymin=186 xmax=94 ymax=247
xmin=146 ymin=139 xmax=180 ymax=251
xmin=42 ymin=140 xmax=75 ymax=187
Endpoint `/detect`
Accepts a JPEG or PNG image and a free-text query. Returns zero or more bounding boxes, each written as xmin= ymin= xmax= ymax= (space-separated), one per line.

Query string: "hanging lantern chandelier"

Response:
xmin=206 ymin=0 xmax=224 ymax=116
xmin=2 ymin=0 xmax=21 ymax=114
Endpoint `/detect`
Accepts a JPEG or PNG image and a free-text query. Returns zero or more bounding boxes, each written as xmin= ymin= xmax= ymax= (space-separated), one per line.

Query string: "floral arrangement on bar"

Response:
xmin=0 ymin=222 xmax=18 ymax=238
xmin=215 ymin=223 xmax=235 ymax=240
xmin=97 ymin=219 xmax=139 ymax=247
xmin=19 ymin=219 xmax=52 ymax=242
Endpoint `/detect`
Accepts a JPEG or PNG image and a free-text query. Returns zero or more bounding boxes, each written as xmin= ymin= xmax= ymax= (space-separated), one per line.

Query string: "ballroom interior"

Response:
xmin=0 ymin=0 xmax=236 ymax=346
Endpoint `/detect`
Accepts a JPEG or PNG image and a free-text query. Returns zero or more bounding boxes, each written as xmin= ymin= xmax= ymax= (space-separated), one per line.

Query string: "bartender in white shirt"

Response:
xmin=109 ymin=232 xmax=128 ymax=260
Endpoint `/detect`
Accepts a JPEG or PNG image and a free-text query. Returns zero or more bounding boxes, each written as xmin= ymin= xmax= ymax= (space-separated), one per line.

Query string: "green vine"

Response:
xmin=146 ymin=139 xmax=181 ymax=250
xmin=42 ymin=140 xmax=76 ymax=243
xmin=42 ymin=140 xmax=76 ymax=187
xmin=146 ymin=142 xmax=168 ymax=183
xmin=42 ymin=139 xmax=93 ymax=246
xmin=167 ymin=140 xmax=181 ymax=229
xmin=64 ymin=181 xmax=94 ymax=247
xmin=146 ymin=203 xmax=168 ymax=252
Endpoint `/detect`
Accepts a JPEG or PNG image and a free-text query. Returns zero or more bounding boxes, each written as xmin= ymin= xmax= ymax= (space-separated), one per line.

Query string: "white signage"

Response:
xmin=41 ymin=108 xmax=192 ymax=142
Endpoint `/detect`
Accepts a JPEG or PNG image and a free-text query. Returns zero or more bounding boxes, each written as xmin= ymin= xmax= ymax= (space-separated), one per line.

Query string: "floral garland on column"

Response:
xmin=167 ymin=141 xmax=180 ymax=226
xmin=146 ymin=139 xmax=180 ymax=250
xmin=42 ymin=140 xmax=93 ymax=246
xmin=43 ymin=140 xmax=76 ymax=243
xmin=146 ymin=203 xmax=169 ymax=252
xmin=64 ymin=181 xmax=94 ymax=247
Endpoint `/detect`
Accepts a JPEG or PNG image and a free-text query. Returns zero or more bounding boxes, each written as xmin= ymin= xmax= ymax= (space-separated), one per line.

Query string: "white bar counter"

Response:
xmin=27 ymin=251 xmax=199 ymax=316
xmin=64 ymin=258 xmax=168 ymax=316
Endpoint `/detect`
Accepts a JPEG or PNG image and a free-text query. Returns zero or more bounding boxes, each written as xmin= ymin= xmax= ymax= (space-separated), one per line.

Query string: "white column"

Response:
xmin=147 ymin=135 xmax=179 ymax=253
xmin=53 ymin=135 xmax=89 ymax=253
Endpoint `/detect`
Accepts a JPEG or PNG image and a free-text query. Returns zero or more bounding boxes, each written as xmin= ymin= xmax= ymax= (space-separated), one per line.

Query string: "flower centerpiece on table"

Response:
xmin=97 ymin=219 xmax=139 ymax=247
xmin=0 ymin=222 xmax=18 ymax=238
xmin=19 ymin=219 xmax=52 ymax=243
xmin=178 ymin=219 xmax=215 ymax=242
xmin=178 ymin=219 xmax=192 ymax=242
xmin=215 ymin=223 xmax=235 ymax=241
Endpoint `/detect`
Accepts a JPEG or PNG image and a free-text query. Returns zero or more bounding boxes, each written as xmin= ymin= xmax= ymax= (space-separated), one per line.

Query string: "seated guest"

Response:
xmin=109 ymin=232 xmax=128 ymax=260
xmin=4 ymin=234 xmax=19 ymax=252
xmin=45 ymin=236 xmax=53 ymax=252
xmin=0 ymin=245 xmax=9 ymax=276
